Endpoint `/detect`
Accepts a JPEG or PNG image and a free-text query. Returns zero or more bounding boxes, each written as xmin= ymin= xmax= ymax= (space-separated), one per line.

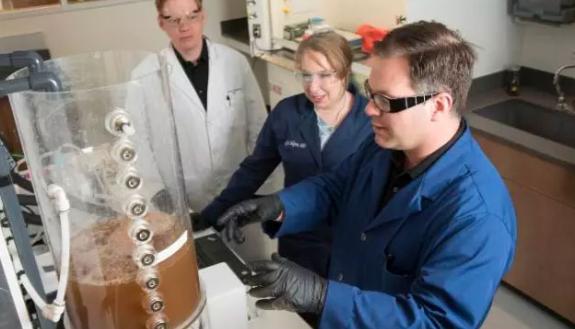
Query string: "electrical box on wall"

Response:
xmin=246 ymin=0 xmax=276 ymax=54
xmin=246 ymin=0 xmax=322 ymax=56
xmin=509 ymin=0 xmax=575 ymax=24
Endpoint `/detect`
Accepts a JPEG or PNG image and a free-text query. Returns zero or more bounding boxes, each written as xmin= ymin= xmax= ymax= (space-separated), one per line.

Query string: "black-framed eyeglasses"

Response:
xmin=364 ymin=80 xmax=438 ymax=113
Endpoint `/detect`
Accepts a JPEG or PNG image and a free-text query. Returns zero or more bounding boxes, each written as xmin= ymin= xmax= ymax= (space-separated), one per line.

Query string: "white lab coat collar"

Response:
xmin=163 ymin=38 xmax=219 ymax=113
xmin=158 ymin=40 xmax=280 ymax=210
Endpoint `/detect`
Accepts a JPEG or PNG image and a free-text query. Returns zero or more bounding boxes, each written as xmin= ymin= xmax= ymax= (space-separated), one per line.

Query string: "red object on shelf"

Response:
xmin=356 ymin=24 xmax=389 ymax=54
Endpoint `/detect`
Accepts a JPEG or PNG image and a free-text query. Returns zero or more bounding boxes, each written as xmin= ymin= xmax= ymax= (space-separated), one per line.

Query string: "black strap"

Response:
xmin=18 ymin=194 xmax=37 ymax=206
xmin=10 ymin=171 xmax=34 ymax=192
xmin=0 ymin=174 xmax=12 ymax=188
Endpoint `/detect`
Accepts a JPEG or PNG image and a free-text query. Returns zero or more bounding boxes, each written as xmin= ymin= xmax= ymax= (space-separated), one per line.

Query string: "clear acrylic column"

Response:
xmin=8 ymin=51 xmax=206 ymax=329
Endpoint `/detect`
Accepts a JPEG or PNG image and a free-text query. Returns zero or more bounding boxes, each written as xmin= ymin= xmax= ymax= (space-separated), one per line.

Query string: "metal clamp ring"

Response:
xmin=110 ymin=139 xmax=137 ymax=163
xmin=129 ymin=219 xmax=153 ymax=244
xmin=137 ymin=269 xmax=160 ymax=290
xmin=146 ymin=315 xmax=168 ymax=329
xmin=105 ymin=109 xmax=135 ymax=137
xmin=145 ymin=292 xmax=165 ymax=314
xmin=117 ymin=166 xmax=143 ymax=190
xmin=133 ymin=244 xmax=157 ymax=268
xmin=124 ymin=194 xmax=148 ymax=217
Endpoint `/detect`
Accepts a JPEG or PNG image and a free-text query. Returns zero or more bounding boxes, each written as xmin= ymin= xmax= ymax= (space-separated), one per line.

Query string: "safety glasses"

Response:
xmin=364 ymin=79 xmax=438 ymax=113
xmin=160 ymin=10 xmax=202 ymax=28
xmin=295 ymin=71 xmax=338 ymax=85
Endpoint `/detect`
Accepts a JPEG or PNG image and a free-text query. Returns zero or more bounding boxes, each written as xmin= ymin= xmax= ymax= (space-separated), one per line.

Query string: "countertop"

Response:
xmin=466 ymin=86 xmax=575 ymax=168
xmin=249 ymin=309 xmax=311 ymax=329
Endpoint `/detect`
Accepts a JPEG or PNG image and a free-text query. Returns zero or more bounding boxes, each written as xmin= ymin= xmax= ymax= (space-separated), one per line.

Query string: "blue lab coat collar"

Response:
xmin=297 ymin=84 xmax=364 ymax=167
xmin=366 ymin=123 xmax=471 ymax=231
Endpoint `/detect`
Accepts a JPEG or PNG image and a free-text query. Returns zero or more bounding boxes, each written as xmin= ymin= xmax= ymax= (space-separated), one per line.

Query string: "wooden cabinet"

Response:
xmin=1 ymin=0 xmax=58 ymax=10
xmin=0 ymin=96 xmax=22 ymax=155
xmin=474 ymin=130 xmax=575 ymax=324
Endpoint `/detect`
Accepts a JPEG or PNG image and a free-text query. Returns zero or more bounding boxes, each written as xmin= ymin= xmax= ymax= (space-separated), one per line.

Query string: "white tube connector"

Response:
xmin=41 ymin=302 xmax=66 ymax=323
xmin=47 ymin=184 xmax=70 ymax=212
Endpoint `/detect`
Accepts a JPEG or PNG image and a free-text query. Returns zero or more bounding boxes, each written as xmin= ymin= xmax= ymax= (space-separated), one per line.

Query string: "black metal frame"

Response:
xmin=1 ymin=51 xmax=61 ymax=329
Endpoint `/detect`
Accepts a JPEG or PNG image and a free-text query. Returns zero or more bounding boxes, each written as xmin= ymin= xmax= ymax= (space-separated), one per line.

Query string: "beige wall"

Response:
xmin=518 ymin=23 xmax=575 ymax=79
xmin=0 ymin=0 xmax=244 ymax=57
xmin=0 ymin=1 xmax=166 ymax=57
xmin=321 ymin=0 xmax=405 ymax=31
xmin=407 ymin=0 xmax=520 ymax=78
xmin=3 ymin=0 xmax=573 ymax=81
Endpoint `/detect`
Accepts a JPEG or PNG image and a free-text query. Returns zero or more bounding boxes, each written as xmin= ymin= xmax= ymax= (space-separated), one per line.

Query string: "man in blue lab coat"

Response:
xmin=217 ymin=21 xmax=517 ymax=329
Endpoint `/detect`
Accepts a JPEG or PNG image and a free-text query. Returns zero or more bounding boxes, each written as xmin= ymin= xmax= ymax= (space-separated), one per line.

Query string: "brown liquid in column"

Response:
xmin=66 ymin=212 xmax=201 ymax=329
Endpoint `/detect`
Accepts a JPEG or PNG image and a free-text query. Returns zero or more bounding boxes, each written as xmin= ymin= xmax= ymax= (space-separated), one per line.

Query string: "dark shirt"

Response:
xmin=381 ymin=120 xmax=466 ymax=208
xmin=174 ymin=38 xmax=209 ymax=110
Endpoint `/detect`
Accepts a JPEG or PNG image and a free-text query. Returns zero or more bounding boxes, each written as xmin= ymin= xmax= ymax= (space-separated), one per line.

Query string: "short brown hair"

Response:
xmin=295 ymin=31 xmax=353 ymax=83
xmin=155 ymin=0 xmax=202 ymax=12
xmin=373 ymin=21 xmax=476 ymax=115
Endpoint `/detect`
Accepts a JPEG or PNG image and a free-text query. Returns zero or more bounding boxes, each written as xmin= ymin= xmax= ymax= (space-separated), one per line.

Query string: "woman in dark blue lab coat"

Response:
xmin=201 ymin=31 xmax=371 ymax=277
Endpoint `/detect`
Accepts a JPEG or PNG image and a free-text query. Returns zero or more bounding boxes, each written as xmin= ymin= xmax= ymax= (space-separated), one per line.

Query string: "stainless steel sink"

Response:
xmin=474 ymin=99 xmax=575 ymax=149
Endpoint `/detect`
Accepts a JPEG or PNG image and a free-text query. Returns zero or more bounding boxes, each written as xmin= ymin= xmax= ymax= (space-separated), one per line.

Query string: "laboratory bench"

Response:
xmin=194 ymin=229 xmax=311 ymax=329
xmin=249 ymin=309 xmax=311 ymax=329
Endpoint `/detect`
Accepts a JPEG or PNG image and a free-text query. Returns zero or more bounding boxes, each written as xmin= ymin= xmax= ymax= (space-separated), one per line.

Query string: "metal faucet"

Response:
xmin=553 ymin=64 xmax=575 ymax=113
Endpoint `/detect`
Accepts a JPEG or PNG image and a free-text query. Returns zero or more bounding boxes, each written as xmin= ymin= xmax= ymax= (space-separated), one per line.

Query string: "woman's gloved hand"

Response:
xmin=190 ymin=212 xmax=211 ymax=232
xmin=216 ymin=195 xmax=284 ymax=243
xmin=247 ymin=253 xmax=327 ymax=314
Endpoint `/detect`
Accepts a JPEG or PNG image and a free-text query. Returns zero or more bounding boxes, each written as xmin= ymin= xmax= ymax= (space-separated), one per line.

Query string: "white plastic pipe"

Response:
xmin=18 ymin=184 xmax=71 ymax=323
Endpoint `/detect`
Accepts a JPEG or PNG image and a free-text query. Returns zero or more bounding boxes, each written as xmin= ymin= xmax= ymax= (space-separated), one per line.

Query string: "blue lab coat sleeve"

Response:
xmin=275 ymin=137 xmax=368 ymax=236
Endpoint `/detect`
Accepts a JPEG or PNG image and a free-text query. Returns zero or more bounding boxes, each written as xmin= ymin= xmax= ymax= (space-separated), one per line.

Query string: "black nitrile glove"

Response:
xmin=216 ymin=195 xmax=284 ymax=243
xmin=246 ymin=253 xmax=327 ymax=314
xmin=190 ymin=212 xmax=211 ymax=232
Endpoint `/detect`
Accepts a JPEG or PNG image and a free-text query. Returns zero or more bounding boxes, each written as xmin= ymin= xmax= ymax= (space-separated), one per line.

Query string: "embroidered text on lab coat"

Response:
xmin=284 ymin=140 xmax=307 ymax=149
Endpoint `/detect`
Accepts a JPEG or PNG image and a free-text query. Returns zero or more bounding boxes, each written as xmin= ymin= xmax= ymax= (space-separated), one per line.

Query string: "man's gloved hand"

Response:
xmin=216 ymin=195 xmax=283 ymax=243
xmin=246 ymin=253 xmax=327 ymax=314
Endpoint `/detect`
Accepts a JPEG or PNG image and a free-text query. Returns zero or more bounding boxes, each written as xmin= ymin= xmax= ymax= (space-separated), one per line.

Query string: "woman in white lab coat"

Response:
xmin=150 ymin=0 xmax=276 ymax=211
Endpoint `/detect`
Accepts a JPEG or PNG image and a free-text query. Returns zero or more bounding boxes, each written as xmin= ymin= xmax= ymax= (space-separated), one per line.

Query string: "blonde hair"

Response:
xmin=295 ymin=31 xmax=353 ymax=82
